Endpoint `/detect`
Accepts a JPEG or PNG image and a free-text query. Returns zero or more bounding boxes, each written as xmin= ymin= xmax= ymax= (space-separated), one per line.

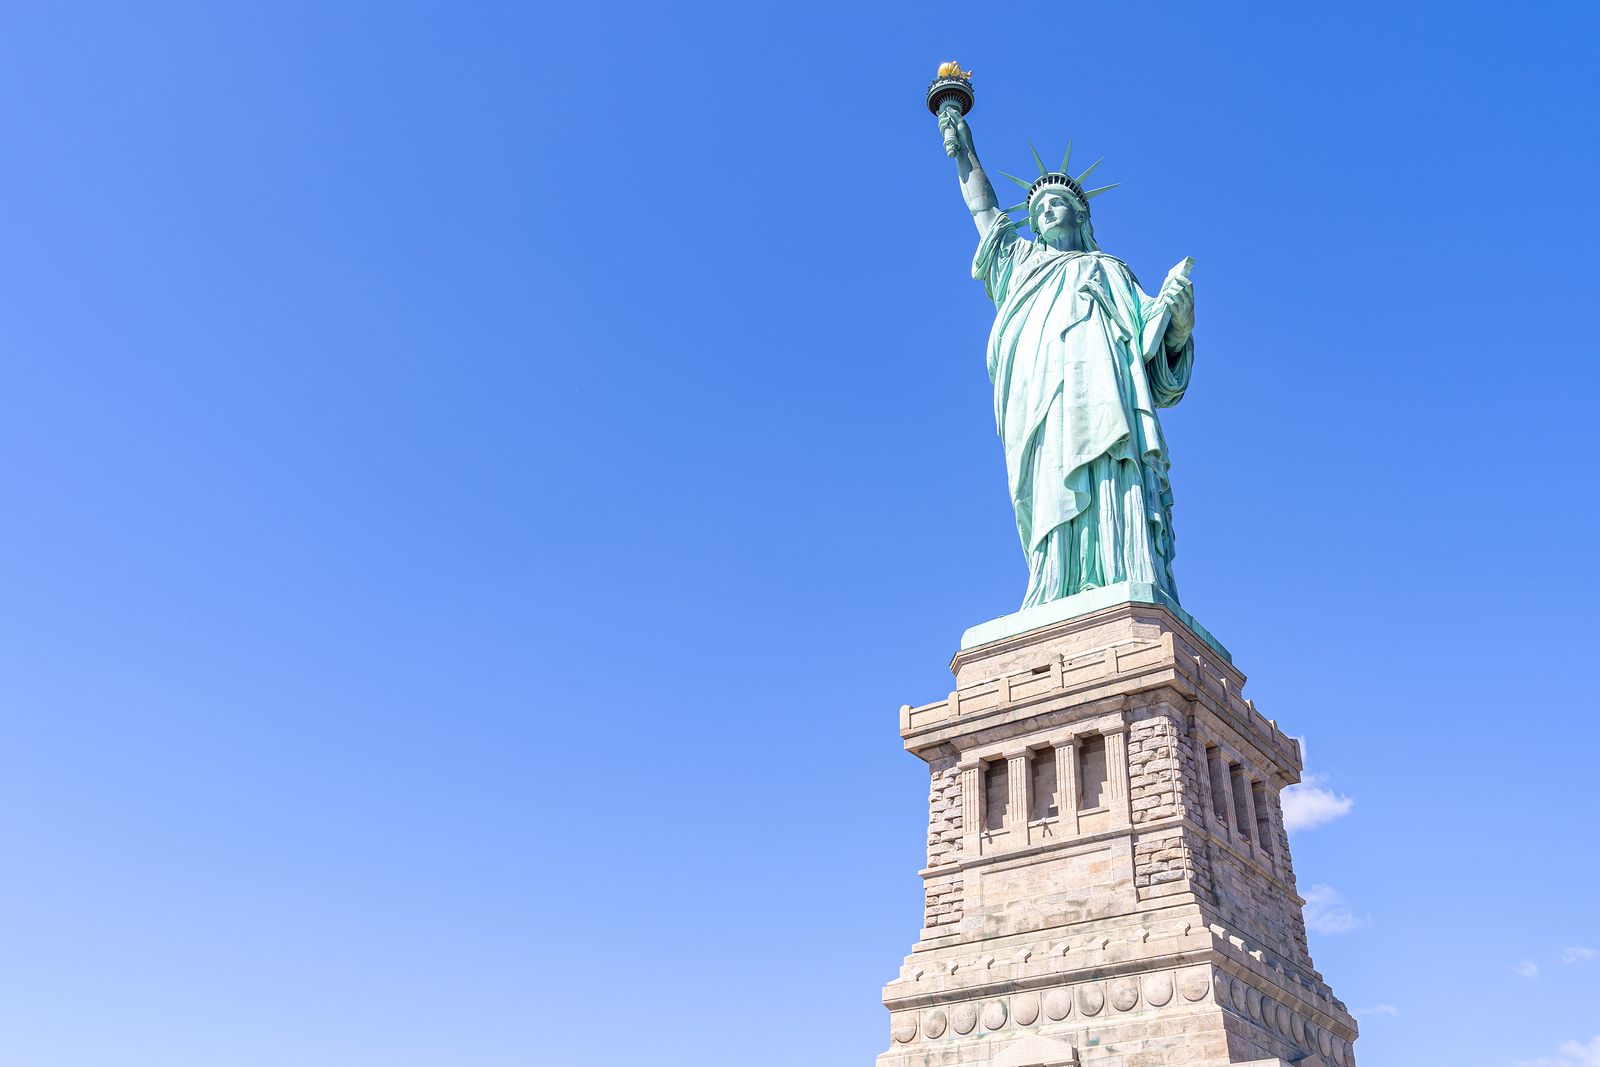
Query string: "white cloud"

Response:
xmin=1281 ymin=740 xmax=1353 ymax=832
xmin=1561 ymin=946 xmax=1596 ymax=965
xmin=1303 ymin=884 xmax=1364 ymax=935
xmin=1514 ymin=1034 xmax=1600 ymax=1067
xmin=1282 ymin=775 xmax=1355 ymax=831
xmin=1356 ymin=1003 xmax=1399 ymax=1018
xmin=1513 ymin=960 xmax=1539 ymax=978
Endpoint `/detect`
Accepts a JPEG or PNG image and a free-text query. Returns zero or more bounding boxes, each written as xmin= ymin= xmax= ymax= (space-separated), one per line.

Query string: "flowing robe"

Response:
xmin=973 ymin=215 xmax=1193 ymax=608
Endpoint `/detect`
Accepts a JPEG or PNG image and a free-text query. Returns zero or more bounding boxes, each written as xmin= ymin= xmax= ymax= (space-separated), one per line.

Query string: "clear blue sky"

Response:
xmin=1 ymin=4 xmax=1596 ymax=1066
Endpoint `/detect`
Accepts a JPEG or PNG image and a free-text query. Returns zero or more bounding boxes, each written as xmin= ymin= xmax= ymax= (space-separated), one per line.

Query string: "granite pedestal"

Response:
xmin=877 ymin=594 xmax=1358 ymax=1067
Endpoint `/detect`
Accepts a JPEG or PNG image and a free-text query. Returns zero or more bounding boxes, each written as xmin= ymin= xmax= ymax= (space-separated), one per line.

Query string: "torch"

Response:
xmin=926 ymin=63 xmax=974 ymax=158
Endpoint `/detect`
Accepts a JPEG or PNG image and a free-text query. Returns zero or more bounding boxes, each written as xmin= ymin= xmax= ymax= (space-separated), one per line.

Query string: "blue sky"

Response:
xmin=1 ymin=3 xmax=1596 ymax=1065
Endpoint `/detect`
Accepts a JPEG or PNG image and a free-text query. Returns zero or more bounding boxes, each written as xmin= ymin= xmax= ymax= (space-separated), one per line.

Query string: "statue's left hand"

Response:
xmin=1159 ymin=275 xmax=1194 ymax=346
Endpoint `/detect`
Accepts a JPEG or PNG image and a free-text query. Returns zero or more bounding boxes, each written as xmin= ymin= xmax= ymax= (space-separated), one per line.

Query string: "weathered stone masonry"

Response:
xmin=879 ymin=601 xmax=1358 ymax=1067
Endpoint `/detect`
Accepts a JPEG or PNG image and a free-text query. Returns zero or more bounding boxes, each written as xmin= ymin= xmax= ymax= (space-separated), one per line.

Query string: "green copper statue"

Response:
xmin=931 ymin=70 xmax=1197 ymax=609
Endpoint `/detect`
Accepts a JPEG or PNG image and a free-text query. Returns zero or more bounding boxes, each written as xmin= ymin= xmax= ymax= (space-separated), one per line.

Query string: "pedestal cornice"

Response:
xmin=907 ymin=599 xmax=1301 ymax=779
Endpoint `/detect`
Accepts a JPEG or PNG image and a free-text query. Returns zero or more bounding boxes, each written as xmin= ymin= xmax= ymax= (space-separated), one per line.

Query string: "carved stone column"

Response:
xmin=1056 ymin=739 xmax=1080 ymax=836
xmin=1217 ymin=751 xmax=1240 ymax=846
xmin=1238 ymin=770 xmax=1262 ymax=858
xmin=1005 ymin=750 xmax=1030 ymax=843
xmin=1104 ymin=724 xmax=1131 ymax=827
xmin=959 ymin=761 xmax=980 ymax=857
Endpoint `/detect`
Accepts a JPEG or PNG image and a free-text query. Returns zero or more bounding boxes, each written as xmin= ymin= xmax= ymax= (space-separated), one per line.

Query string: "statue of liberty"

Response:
xmin=933 ymin=76 xmax=1197 ymax=610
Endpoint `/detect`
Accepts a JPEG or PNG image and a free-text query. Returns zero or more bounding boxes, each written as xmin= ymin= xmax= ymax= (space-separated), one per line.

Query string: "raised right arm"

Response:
xmin=937 ymin=108 xmax=1003 ymax=235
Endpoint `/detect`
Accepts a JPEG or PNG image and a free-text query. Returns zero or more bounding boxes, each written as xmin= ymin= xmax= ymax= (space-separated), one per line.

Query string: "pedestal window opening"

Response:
xmin=1078 ymin=734 xmax=1108 ymax=809
xmin=1229 ymin=764 xmax=1251 ymax=839
xmin=1206 ymin=744 xmax=1229 ymax=821
xmin=1029 ymin=746 xmax=1059 ymax=820
xmin=983 ymin=759 xmax=1008 ymax=831
xmin=1252 ymin=780 xmax=1274 ymax=854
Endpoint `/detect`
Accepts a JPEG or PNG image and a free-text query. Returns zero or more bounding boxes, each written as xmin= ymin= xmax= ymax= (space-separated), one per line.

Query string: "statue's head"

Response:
xmin=1027 ymin=179 xmax=1097 ymax=252
xmin=1030 ymin=188 xmax=1083 ymax=243
xmin=999 ymin=144 xmax=1116 ymax=252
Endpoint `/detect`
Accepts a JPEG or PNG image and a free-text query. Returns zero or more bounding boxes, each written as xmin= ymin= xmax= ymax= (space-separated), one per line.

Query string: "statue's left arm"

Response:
xmin=1131 ymin=266 xmax=1196 ymax=408
xmin=1157 ymin=273 xmax=1194 ymax=352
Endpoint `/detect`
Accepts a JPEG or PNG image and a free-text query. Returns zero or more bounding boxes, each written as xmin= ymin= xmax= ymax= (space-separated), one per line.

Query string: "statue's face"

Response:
xmin=1034 ymin=192 xmax=1075 ymax=239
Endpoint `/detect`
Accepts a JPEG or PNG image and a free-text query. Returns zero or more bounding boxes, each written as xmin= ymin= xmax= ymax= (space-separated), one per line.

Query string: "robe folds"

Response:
xmin=973 ymin=215 xmax=1193 ymax=608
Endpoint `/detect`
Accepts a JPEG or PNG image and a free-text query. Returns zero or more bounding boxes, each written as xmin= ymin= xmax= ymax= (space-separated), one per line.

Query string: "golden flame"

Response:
xmin=937 ymin=61 xmax=972 ymax=80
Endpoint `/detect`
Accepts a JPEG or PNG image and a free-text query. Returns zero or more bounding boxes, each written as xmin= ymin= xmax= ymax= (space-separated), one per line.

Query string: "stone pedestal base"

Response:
xmin=878 ymin=599 xmax=1358 ymax=1067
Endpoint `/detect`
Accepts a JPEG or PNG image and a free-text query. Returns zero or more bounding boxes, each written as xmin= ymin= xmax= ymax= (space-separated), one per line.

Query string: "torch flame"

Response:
xmin=937 ymin=61 xmax=972 ymax=80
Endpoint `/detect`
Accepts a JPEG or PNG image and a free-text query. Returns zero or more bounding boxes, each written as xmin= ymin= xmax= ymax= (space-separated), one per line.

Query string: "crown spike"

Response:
xmin=1060 ymin=139 xmax=1073 ymax=174
xmin=1029 ymin=142 xmax=1048 ymax=177
xmin=1075 ymin=157 xmax=1104 ymax=184
xmin=1083 ymin=183 xmax=1121 ymax=200
xmin=997 ymin=171 xmax=1035 ymax=190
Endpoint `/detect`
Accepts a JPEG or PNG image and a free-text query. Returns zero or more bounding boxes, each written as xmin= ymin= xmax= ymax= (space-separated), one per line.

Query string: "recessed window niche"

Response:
xmin=983 ymin=758 xmax=1008 ymax=831
xmin=1078 ymin=734 xmax=1108 ymax=809
xmin=1029 ymin=746 xmax=1059 ymax=821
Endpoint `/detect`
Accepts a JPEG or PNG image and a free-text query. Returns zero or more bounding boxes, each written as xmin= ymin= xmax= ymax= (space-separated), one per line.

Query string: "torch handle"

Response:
xmin=939 ymin=102 xmax=961 ymax=158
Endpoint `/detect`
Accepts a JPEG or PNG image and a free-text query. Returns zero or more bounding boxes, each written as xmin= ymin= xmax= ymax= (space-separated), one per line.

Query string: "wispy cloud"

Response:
xmin=1303 ymin=884 xmax=1364 ymax=935
xmin=1356 ymin=1003 xmax=1399 ymax=1018
xmin=1513 ymin=1034 xmax=1600 ymax=1067
xmin=1513 ymin=960 xmax=1539 ymax=978
xmin=1561 ymin=947 xmax=1596 ymax=965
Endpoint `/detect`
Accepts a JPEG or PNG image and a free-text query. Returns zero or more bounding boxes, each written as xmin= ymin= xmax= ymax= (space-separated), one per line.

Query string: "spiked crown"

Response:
xmin=998 ymin=140 xmax=1119 ymax=230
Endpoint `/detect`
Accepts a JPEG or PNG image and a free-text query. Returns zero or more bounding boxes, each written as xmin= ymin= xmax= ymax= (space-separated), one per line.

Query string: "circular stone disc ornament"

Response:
xmin=1247 ymin=988 xmax=1264 ymax=1022
xmin=981 ymin=1000 xmax=1008 ymax=1031
xmin=1012 ymin=993 xmax=1040 ymax=1027
xmin=1229 ymin=977 xmax=1246 ymax=1010
xmin=1274 ymin=1003 xmax=1291 ymax=1035
xmin=924 ymin=1008 xmax=948 ymax=1039
xmin=1077 ymin=984 xmax=1106 ymax=1017
xmin=1144 ymin=972 xmax=1174 ymax=1007
xmin=1179 ymin=967 xmax=1212 ymax=1002
xmin=891 ymin=1013 xmax=918 ymax=1043
xmin=950 ymin=1002 xmax=977 ymax=1035
xmin=1108 ymin=978 xmax=1139 ymax=1012
xmin=1318 ymin=1028 xmax=1334 ymax=1058
xmin=1043 ymin=988 xmax=1073 ymax=1021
